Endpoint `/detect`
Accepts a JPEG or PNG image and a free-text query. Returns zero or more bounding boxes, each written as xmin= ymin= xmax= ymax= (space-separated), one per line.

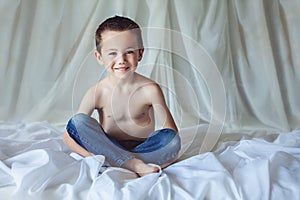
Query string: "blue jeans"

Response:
xmin=66 ymin=113 xmax=181 ymax=167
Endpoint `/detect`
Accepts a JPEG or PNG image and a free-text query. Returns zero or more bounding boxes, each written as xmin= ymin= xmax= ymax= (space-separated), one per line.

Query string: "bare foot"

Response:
xmin=122 ymin=158 xmax=160 ymax=177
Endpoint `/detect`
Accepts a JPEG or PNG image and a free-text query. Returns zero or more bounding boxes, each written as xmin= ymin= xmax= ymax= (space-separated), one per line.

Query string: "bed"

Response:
xmin=0 ymin=121 xmax=299 ymax=200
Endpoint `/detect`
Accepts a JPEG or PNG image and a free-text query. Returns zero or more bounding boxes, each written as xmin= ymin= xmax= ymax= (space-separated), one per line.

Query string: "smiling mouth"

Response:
xmin=114 ymin=67 xmax=130 ymax=72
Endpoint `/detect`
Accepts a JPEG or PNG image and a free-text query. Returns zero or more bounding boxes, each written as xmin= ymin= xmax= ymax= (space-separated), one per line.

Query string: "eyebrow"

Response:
xmin=104 ymin=49 xmax=117 ymax=52
xmin=104 ymin=47 xmax=137 ymax=52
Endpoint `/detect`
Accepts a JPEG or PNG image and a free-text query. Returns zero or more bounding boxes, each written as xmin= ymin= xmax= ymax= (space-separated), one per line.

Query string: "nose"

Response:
xmin=116 ymin=53 xmax=127 ymax=64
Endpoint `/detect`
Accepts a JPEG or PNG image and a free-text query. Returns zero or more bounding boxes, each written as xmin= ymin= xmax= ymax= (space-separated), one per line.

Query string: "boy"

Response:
xmin=63 ymin=16 xmax=181 ymax=177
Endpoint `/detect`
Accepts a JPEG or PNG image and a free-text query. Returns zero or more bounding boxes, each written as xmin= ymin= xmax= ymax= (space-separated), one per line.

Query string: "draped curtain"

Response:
xmin=1 ymin=0 xmax=299 ymax=133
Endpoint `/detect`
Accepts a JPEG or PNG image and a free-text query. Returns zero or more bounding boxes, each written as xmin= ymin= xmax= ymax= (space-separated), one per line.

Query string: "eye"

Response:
xmin=108 ymin=52 xmax=117 ymax=56
xmin=125 ymin=50 xmax=134 ymax=54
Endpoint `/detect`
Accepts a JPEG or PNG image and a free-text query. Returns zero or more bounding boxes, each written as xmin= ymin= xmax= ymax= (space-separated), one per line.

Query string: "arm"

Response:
xmin=63 ymin=86 xmax=99 ymax=157
xmin=76 ymin=86 xmax=98 ymax=116
xmin=147 ymin=83 xmax=178 ymax=132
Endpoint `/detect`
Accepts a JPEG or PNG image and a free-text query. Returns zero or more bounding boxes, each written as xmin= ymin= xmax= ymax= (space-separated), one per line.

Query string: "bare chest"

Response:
xmin=96 ymin=88 xmax=154 ymax=138
xmin=101 ymin=89 xmax=150 ymax=117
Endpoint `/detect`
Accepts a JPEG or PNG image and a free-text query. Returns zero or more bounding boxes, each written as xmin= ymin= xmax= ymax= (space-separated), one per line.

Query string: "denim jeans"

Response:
xmin=66 ymin=113 xmax=181 ymax=167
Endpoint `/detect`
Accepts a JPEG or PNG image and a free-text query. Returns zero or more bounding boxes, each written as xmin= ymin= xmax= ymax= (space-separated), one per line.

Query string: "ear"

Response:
xmin=94 ymin=50 xmax=104 ymax=66
xmin=138 ymin=48 xmax=144 ymax=62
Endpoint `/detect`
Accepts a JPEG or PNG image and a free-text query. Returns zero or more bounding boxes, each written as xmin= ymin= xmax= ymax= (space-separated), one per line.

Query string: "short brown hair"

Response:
xmin=95 ymin=16 xmax=143 ymax=53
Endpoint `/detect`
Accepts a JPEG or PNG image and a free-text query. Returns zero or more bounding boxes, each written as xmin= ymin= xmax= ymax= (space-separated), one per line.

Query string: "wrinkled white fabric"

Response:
xmin=0 ymin=122 xmax=299 ymax=200
xmin=0 ymin=1 xmax=299 ymax=132
xmin=1 ymin=1 xmax=300 ymax=199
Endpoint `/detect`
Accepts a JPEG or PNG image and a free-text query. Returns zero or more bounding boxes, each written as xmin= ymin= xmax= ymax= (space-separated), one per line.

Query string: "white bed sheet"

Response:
xmin=0 ymin=121 xmax=299 ymax=200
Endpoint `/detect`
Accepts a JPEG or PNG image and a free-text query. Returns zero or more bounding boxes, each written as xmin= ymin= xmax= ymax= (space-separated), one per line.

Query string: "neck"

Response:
xmin=108 ymin=72 xmax=136 ymax=88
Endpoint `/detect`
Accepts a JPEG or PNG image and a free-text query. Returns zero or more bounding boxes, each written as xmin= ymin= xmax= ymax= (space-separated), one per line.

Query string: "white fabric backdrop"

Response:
xmin=1 ymin=0 xmax=299 ymax=133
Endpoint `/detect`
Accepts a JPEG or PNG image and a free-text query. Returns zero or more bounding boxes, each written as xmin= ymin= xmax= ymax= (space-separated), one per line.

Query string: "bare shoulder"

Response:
xmin=82 ymin=79 xmax=110 ymax=105
xmin=135 ymin=74 xmax=161 ymax=92
xmin=134 ymin=74 xmax=164 ymax=100
xmin=77 ymin=78 xmax=112 ymax=115
xmin=92 ymin=78 xmax=112 ymax=94
xmin=85 ymin=82 xmax=101 ymax=98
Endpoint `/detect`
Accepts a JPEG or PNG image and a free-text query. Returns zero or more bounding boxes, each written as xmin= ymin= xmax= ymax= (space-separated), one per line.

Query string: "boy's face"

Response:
xmin=94 ymin=30 xmax=144 ymax=78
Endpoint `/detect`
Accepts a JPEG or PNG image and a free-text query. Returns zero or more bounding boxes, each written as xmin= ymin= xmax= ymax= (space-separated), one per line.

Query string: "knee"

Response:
xmin=160 ymin=128 xmax=181 ymax=153
xmin=66 ymin=113 xmax=88 ymax=135
xmin=65 ymin=114 xmax=92 ymax=148
xmin=158 ymin=129 xmax=181 ymax=164
xmin=70 ymin=113 xmax=90 ymax=123
xmin=169 ymin=133 xmax=181 ymax=154
xmin=67 ymin=113 xmax=95 ymax=128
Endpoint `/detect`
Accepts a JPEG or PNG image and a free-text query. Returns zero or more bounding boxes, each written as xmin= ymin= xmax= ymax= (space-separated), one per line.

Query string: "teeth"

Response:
xmin=115 ymin=67 xmax=128 ymax=70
